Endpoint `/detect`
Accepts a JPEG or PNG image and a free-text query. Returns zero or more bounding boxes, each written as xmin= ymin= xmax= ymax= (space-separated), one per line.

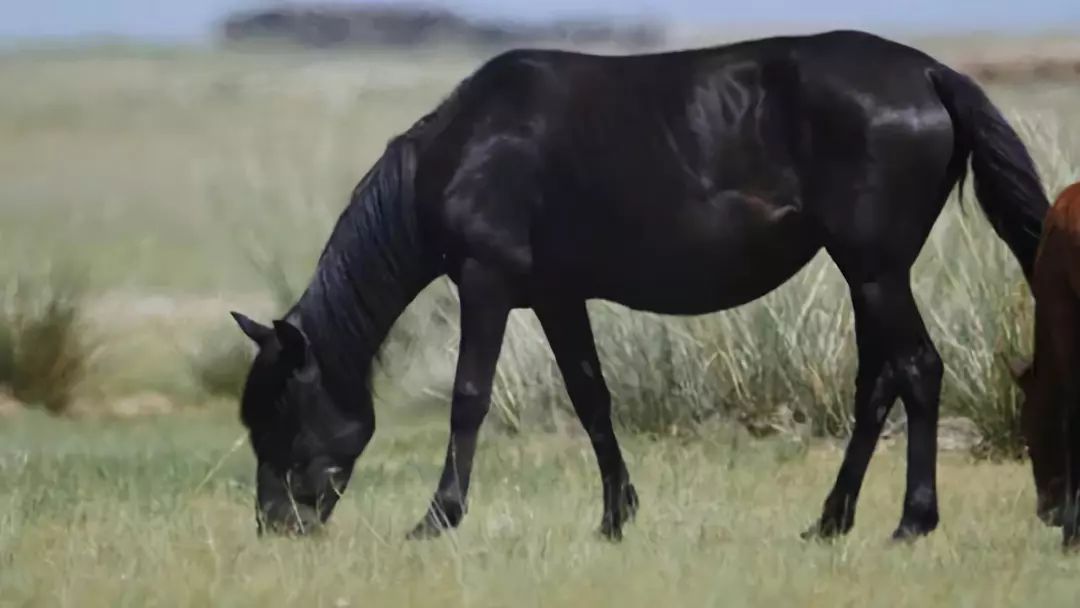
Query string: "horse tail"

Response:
xmin=930 ymin=66 xmax=1050 ymax=283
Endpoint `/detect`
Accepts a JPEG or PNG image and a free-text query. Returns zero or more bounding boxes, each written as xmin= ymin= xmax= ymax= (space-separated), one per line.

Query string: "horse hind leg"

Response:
xmin=535 ymin=299 xmax=638 ymax=540
xmin=806 ymin=182 xmax=950 ymax=540
xmin=804 ymin=271 xmax=944 ymax=539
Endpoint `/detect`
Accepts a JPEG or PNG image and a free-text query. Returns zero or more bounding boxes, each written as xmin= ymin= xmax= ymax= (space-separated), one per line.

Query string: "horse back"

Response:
xmin=416 ymin=31 xmax=956 ymax=311
xmin=1036 ymin=183 xmax=1080 ymax=297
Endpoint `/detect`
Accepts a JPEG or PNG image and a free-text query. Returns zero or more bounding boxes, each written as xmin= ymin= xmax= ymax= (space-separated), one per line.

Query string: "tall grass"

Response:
xmin=0 ymin=271 xmax=95 ymax=414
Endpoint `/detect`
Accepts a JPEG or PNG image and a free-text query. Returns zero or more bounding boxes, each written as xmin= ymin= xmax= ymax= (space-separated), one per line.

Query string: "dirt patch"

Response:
xmin=881 ymin=415 xmax=983 ymax=452
xmin=0 ymin=390 xmax=24 ymax=418
xmin=68 ymin=391 xmax=178 ymax=419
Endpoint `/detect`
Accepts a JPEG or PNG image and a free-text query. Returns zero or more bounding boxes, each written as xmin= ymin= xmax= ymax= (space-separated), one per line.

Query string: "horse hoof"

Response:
xmin=889 ymin=525 xmax=930 ymax=543
xmin=1062 ymin=526 xmax=1080 ymax=553
xmin=596 ymin=482 xmax=638 ymax=541
xmin=801 ymin=519 xmax=847 ymax=542
xmin=801 ymin=526 xmax=834 ymax=542
xmin=598 ymin=521 xmax=624 ymax=542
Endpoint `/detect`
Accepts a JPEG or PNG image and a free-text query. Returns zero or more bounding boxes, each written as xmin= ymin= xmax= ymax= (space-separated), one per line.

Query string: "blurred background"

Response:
xmin=0 ymin=0 xmax=1078 ymax=445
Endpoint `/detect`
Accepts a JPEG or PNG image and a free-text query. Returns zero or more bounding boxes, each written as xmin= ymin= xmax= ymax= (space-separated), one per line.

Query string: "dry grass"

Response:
xmin=0 ymin=272 xmax=96 ymax=414
xmin=0 ymin=410 xmax=1074 ymax=607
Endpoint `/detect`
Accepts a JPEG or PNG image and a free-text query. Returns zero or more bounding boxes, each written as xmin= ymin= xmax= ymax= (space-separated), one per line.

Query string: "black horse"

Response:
xmin=230 ymin=30 xmax=1048 ymax=542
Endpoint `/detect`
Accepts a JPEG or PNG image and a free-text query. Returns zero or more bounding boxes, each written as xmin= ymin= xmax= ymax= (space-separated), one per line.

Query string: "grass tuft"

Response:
xmin=0 ymin=271 xmax=95 ymax=414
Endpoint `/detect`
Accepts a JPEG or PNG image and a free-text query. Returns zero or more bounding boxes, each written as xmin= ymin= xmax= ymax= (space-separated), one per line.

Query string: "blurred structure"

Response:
xmin=963 ymin=57 xmax=1080 ymax=82
xmin=220 ymin=3 xmax=666 ymax=50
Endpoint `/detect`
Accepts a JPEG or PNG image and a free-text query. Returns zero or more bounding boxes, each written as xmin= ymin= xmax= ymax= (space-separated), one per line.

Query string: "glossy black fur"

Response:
xmin=231 ymin=30 xmax=1049 ymax=541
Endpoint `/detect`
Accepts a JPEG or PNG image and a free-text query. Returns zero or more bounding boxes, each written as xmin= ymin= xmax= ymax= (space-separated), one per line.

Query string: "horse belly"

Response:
xmin=547 ymin=193 xmax=822 ymax=314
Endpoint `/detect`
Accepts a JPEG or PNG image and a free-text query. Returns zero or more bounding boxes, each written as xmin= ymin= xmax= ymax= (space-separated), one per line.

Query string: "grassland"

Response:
xmin=3 ymin=408 xmax=1080 ymax=608
xmin=1 ymin=37 xmax=1079 ymax=606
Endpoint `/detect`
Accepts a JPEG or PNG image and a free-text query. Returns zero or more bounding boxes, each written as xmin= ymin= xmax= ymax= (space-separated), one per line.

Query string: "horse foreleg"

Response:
xmin=407 ymin=259 xmax=511 ymax=539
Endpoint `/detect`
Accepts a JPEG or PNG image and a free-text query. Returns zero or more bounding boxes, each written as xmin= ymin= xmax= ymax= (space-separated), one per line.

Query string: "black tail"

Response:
xmin=931 ymin=66 xmax=1049 ymax=282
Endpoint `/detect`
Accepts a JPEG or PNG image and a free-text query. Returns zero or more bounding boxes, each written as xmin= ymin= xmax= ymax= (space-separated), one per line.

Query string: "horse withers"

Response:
xmin=229 ymin=29 xmax=1049 ymax=543
xmin=1008 ymin=182 xmax=1080 ymax=549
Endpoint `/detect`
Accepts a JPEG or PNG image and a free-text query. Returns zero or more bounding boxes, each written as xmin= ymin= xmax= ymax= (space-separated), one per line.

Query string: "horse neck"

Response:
xmin=291 ymin=140 xmax=438 ymax=413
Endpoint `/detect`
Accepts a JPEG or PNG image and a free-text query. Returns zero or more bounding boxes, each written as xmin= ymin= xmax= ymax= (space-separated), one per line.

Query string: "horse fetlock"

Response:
xmin=903 ymin=485 xmax=939 ymax=518
xmin=432 ymin=493 xmax=466 ymax=525
xmin=893 ymin=503 xmax=939 ymax=541
xmin=599 ymin=482 xmax=638 ymax=541
xmin=1060 ymin=502 xmax=1080 ymax=550
xmin=1063 ymin=526 xmax=1080 ymax=553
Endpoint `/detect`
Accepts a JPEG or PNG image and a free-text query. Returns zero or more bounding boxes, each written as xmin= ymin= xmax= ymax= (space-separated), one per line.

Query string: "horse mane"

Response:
xmin=291 ymin=133 xmax=436 ymax=400
xmin=283 ymin=73 xmax=471 ymax=407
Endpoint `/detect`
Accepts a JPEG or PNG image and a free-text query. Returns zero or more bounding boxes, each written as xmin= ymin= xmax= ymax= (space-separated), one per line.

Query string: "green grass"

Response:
xmin=0 ymin=409 xmax=1076 ymax=607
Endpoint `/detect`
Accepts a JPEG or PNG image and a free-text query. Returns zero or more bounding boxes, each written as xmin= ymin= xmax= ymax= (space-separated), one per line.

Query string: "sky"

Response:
xmin=3 ymin=0 xmax=1080 ymax=43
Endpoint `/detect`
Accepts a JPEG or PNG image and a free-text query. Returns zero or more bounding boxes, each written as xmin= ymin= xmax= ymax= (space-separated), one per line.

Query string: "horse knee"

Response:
xmin=450 ymin=389 xmax=490 ymax=433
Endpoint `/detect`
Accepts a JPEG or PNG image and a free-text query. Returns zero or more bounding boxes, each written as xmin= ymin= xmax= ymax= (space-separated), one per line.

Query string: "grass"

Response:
xmin=0 ymin=409 xmax=1076 ymax=607
xmin=0 ymin=271 xmax=95 ymax=414
xmin=1 ymin=37 xmax=1080 ymax=605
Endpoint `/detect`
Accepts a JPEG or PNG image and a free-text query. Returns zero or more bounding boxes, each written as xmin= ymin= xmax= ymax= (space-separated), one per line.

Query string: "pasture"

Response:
xmin=0 ymin=409 xmax=1074 ymax=607
xmin=1 ymin=37 xmax=1079 ymax=605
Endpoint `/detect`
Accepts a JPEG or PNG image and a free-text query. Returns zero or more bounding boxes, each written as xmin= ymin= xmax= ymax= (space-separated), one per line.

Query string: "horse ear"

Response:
xmin=231 ymin=311 xmax=273 ymax=346
xmin=273 ymin=320 xmax=309 ymax=368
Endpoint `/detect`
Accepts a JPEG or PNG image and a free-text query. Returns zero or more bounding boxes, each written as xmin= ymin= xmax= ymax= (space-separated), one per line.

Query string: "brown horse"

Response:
xmin=1009 ymin=181 xmax=1080 ymax=548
